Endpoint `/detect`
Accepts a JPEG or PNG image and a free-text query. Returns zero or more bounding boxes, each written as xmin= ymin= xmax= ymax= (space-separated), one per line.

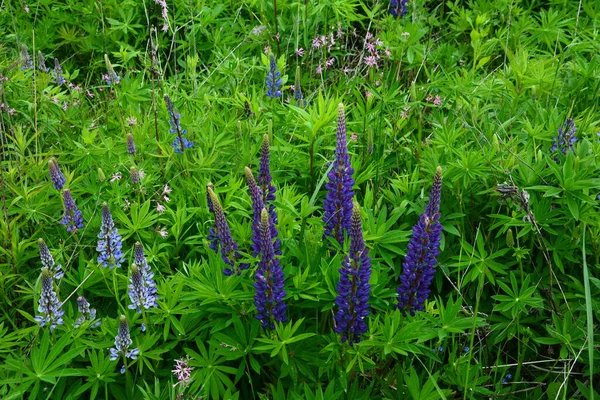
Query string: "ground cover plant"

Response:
xmin=0 ymin=0 xmax=599 ymax=398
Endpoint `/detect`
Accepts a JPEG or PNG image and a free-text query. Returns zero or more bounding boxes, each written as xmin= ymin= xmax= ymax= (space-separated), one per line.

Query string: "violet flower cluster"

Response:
xmin=48 ymin=157 xmax=66 ymax=190
xmin=334 ymin=202 xmax=371 ymax=344
xmin=323 ymin=103 xmax=355 ymax=247
xmin=60 ymin=189 xmax=84 ymax=233
xmin=254 ymin=208 xmax=287 ymax=329
xmin=20 ymin=44 xmax=33 ymax=70
xmin=551 ymin=118 xmax=577 ymax=159
xmin=164 ymin=95 xmax=193 ymax=154
xmin=34 ymin=268 xmax=64 ymax=331
xmin=109 ymin=315 xmax=139 ymax=373
xmin=74 ymin=295 xmax=101 ymax=328
xmin=126 ymin=133 xmax=136 ymax=155
xmin=38 ymin=238 xmax=63 ymax=279
xmin=207 ymin=184 xmax=247 ymax=275
xmin=266 ymin=54 xmax=282 ymax=98
xmin=97 ymin=202 xmax=125 ymax=269
xmin=258 ymin=134 xmax=281 ymax=254
xmin=53 ymin=58 xmax=65 ymax=85
xmin=245 ymin=167 xmax=265 ymax=256
xmin=103 ymin=54 xmax=121 ymax=86
xmin=127 ymin=242 xmax=158 ymax=313
xmin=397 ymin=166 xmax=443 ymax=316
xmin=38 ymin=51 xmax=49 ymax=72
xmin=390 ymin=0 xmax=408 ymax=17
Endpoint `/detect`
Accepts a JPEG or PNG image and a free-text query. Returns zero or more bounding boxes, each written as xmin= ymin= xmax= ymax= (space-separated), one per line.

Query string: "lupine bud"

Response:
xmin=53 ymin=58 xmax=65 ymax=85
xmin=21 ymin=44 xmax=33 ymax=70
xmin=103 ymin=54 xmax=121 ymax=86
xmin=34 ymin=268 xmax=64 ymax=331
xmin=96 ymin=202 xmax=125 ymax=268
xmin=60 ymin=189 xmax=84 ymax=233
xmin=74 ymin=295 xmax=100 ymax=328
xmin=126 ymin=133 xmax=136 ymax=155
xmin=98 ymin=168 xmax=106 ymax=181
xmin=265 ymin=54 xmax=282 ymax=98
xmin=254 ymin=208 xmax=287 ymax=329
xmin=48 ymin=157 xmax=66 ymax=190
xmin=334 ymin=202 xmax=371 ymax=344
xmin=38 ymin=238 xmax=63 ymax=279
xmin=38 ymin=51 xmax=49 ymax=72
xmin=258 ymin=134 xmax=281 ymax=254
xmin=397 ymin=167 xmax=443 ymax=316
xmin=109 ymin=315 xmax=139 ymax=371
xmin=323 ymin=103 xmax=355 ymax=247
xmin=293 ymin=66 xmax=305 ymax=107
xmin=506 ymin=229 xmax=514 ymax=248
xmin=130 ymin=166 xmax=140 ymax=185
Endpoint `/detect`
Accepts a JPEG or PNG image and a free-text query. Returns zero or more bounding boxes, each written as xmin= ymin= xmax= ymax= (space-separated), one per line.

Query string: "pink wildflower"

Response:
xmin=350 ymin=133 xmax=358 ymax=142
xmin=296 ymin=48 xmax=305 ymax=57
xmin=326 ymin=58 xmax=335 ymax=68
xmin=156 ymin=203 xmax=166 ymax=213
xmin=24 ymin=5 xmax=30 ymax=12
xmin=365 ymin=56 xmax=378 ymax=68
xmin=127 ymin=116 xmax=138 ymax=126
xmin=110 ymin=172 xmax=122 ymax=183
xmin=172 ymin=356 xmax=193 ymax=388
xmin=312 ymin=37 xmax=321 ymax=48
xmin=316 ymin=64 xmax=323 ymax=74
xmin=433 ymin=95 xmax=443 ymax=106
xmin=158 ymin=227 xmax=168 ymax=238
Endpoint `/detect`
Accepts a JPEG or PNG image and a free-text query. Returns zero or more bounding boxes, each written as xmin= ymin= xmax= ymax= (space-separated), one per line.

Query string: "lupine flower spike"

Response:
xmin=133 ymin=242 xmax=158 ymax=309
xmin=257 ymin=134 xmax=281 ymax=254
xmin=207 ymin=185 xmax=247 ymax=275
xmin=34 ymin=268 xmax=64 ymax=331
xmin=103 ymin=54 xmax=121 ymax=86
xmin=397 ymin=167 xmax=443 ymax=316
xmin=266 ymin=54 xmax=282 ymax=98
xmin=323 ymin=103 xmax=355 ymax=247
xmin=130 ymin=166 xmax=140 ymax=185
xmin=48 ymin=157 xmax=66 ymax=190
xmin=38 ymin=51 xmax=49 ymax=72
xmin=128 ymin=263 xmax=158 ymax=313
xmin=390 ymin=0 xmax=408 ymax=17
xmin=20 ymin=44 xmax=33 ymax=70
xmin=97 ymin=202 xmax=125 ymax=268
xmin=38 ymin=238 xmax=63 ymax=279
xmin=293 ymin=66 xmax=305 ymax=107
xmin=53 ymin=58 xmax=65 ymax=85
xmin=551 ymin=118 xmax=577 ymax=160
xmin=254 ymin=208 xmax=287 ymax=329
xmin=245 ymin=167 xmax=265 ymax=256
xmin=109 ymin=315 xmax=140 ymax=374
xmin=334 ymin=202 xmax=371 ymax=344
xmin=61 ymin=189 xmax=84 ymax=233
xmin=164 ymin=94 xmax=193 ymax=153
xmin=126 ymin=133 xmax=136 ymax=155
xmin=74 ymin=296 xmax=100 ymax=328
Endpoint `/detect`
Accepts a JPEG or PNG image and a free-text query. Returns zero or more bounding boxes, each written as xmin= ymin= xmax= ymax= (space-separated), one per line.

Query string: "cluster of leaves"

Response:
xmin=1 ymin=0 xmax=600 ymax=398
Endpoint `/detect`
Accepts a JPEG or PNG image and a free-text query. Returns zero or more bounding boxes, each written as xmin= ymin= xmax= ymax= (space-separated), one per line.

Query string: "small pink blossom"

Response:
xmin=172 ymin=356 xmax=193 ymax=388
xmin=316 ymin=64 xmax=323 ymax=74
xmin=296 ymin=48 xmax=305 ymax=57
xmin=364 ymin=56 xmax=378 ymax=68
xmin=87 ymin=90 xmax=94 ymax=98
xmin=350 ymin=133 xmax=358 ymax=142
xmin=163 ymin=184 xmax=172 ymax=194
xmin=365 ymin=32 xmax=373 ymax=40
xmin=127 ymin=116 xmax=137 ymax=126
xmin=433 ymin=95 xmax=443 ymax=106
xmin=24 ymin=5 xmax=29 ymax=13
xmin=401 ymin=106 xmax=410 ymax=119
xmin=156 ymin=203 xmax=166 ymax=213
xmin=312 ymin=37 xmax=321 ymax=48
xmin=110 ymin=172 xmax=122 ymax=183
xmin=365 ymin=91 xmax=373 ymax=99
xmin=157 ymin=227 xmax=168 ymax=238
xmin=263 ymin=46 xmax=270 ymax=55
xmin=8 ymin=108 xmax=16 ymax=115
xmin=343 ymin=66 xmax=351 ymax=75
xmin=326 ymin=58 xmax=335 ymax=68
xmin=385 ymin=48 xmax=392 ymax=57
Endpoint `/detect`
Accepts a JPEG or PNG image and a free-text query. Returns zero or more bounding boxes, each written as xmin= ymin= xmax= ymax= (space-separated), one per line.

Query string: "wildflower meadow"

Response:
xmin=1 ymin=0 xmax=599 ymax=399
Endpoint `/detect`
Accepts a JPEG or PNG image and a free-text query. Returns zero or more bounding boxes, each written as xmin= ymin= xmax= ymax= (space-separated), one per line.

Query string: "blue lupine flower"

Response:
xmin=126 ymin=133 xmax=136 ymax=155
xmin=48 ymin=157 xmax=66 ymax=190
xmin=60 ymin=189 xmax=84 ymax=233
xmin=257 ymin=134 xmax=281 ymax=254
xmin=103 ymin=54 xmax=121 ymax=86
xmin=389 ymin=0 xmax=408 ymax=16
xmin=207 ymin=185 xmax=247 ymax=275
xmin=38 ymin=238 xmax=63 ymax=279
xmin=74 ymin=295 xmax=100 ymax=328
xmin=397 ymin=166 xmax=443 ymax=316
xmin=206 ymin=182 xmax=218 ymax=253
xmin=34 ymin=268 xmax=64 ymax=331
xmin=293 ymin=66 xmax=305 ymax=107
xmin=245 ymin=167 xmax=265 ymax=256
xmin=551 ymin=118 xmax=577 ymax=159
xmin=128 ymin=263 xmax=158 ymax=312
xmin=109 ymin=315 xmax=140 ymax=374
xmin=266 ymin=54 xmax=282 ymax=98
xmin=323 ymin=103 xmax=355 ymax=247
xmin=334 ymin=201 xmax=371 ymax=345
xmin=38 ymin=51 xmax=49 ymax=72
xmin=254 ymin=208 xmax=287 ymax=329
xmin=53 ymin=58 xmax=65 ymax=85
xmin=20 ymin=45 xmax=33 ymax=70
xmin=464 ymin=346 xmax=470 ymax=353
xmin=130 ymin=166 xmax=140 ymax=185
xmin=96 ymin=202 xmax=125 ymax=269
xmin=164 ymin=94 xmax=193 ymax=154
xmin=502 ymin=374 xmax=513 ymax=384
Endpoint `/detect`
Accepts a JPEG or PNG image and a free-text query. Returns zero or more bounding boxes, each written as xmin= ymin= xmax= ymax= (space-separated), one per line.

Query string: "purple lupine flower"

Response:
xmin=130 ymin=166 xmax=140 ymax=185
xmin=126 ymin=133 xmax=136 ymax=155
xmin=74 ymin=295 xmax=100 ymax=328
xmin=134 ymin=242 xmax=158 ymax=303
xmin=334 ymin=202 xmax=371 ymax=344
xmin=254 ymin=208 xmax=287 ymax=329
xmin=103 ymin=54 xmax=121 ymax=86
xmin=48 ymin=157 xmax=66 ymax=190
xmin=38 ymin=51 xmax=49 ymax=72
xmin=389 ymin=0 xmax=408 ymax=16
xmin=323 ymin=103 xmax=355 ymax=247
xmin=207 ymin=185 xmax=247 ymax=275
xmin=20 ymin=44 xmax=33 ymax=70
xmin=109 ymin=315 xmax=140 ymax=373
xmin=257 ymin=134 xmax=281 ymax=254
xmin=128 ymin=263 xmax=158 ymax=313
xmin=245 ymin=167 xmax=265 ymax=256
xmin=164 ymin=94 xmax=193 ymax=154
xmin=96 ymin=202 xmax=125 ymax=269
xmin=38 ymin=238 xmax=63 ymax=279
xmin=34 ymin=267 xmax=64 ymax=331
xmin=551 ymin=118 xmax=577 ymax=160
xmin=53 ymin=58 xmax=65 ymax=85
xmin=397 ymin=167 xmax=443 ymax=316
xmin=266 ymin=54 xmax=282 ymax=98
xmin=293 ymin=66 xmax=305 ymax=107
xmin=206 ymin=182 xmax=218 ymax=252
xmin=60 ymin=189 xmax=85 ymax=233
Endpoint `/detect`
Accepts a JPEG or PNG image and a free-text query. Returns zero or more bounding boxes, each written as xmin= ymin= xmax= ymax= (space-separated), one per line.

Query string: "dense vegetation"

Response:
xmin=1 ymin=0 xmax=599 ymax=398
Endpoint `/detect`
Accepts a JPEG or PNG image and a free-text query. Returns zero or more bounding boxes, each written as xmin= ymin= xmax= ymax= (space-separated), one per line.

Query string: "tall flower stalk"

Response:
xmin=164 ymin=95 xmax=193 ymax=154
xmin=48 ymin=157 xmax=66 ymax=190
xmin=334 ymin=202 xmax=371 ymax=344
xmin=60 ymin=189 xmax=84 ymax=233
xmin=254 ymin=208 xmax=287 ymax=329
xmin=397 ymin=167 xmax=443 ymax=316
xmin=551 ymin=117 xmax=577 ymax=160
xmin=109 ymin=315 xmax=139 ymax=374
xmin=38 ymin=238 xmax=63 ymax=279
xmin=245 ymin=167 xmax=265 ymax=256
xmin=323 ymin=103 xmax=355 ymax=247
xmin=265 ymin=54 xmax=282 ymax=98
xmin=258 ymin=134 xmax=281 ymax=254
xmin=97 ymin=202 xmax=125 ymax=269
xmin=34 ymin=268 xmax=64 ymax=331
